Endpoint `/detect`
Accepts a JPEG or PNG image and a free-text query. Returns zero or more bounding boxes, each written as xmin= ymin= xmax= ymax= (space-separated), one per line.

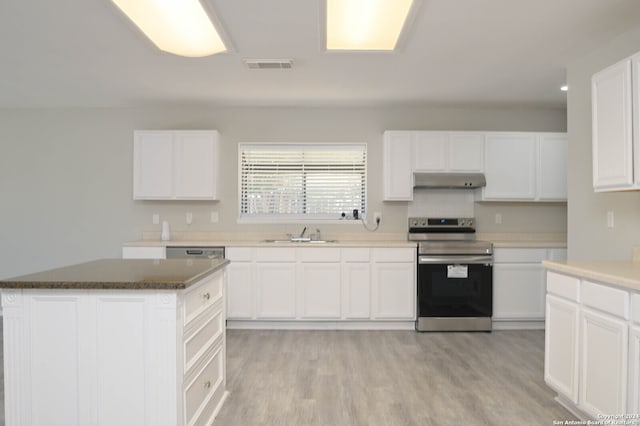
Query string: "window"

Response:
xmin=239 ymin=143 xmax=366 ymax=220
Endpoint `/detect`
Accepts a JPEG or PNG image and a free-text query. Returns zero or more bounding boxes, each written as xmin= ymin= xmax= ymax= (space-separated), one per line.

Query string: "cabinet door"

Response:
xmin=133 ymin=131 xmax=174 ymax=199
xmin=174 ymin=131 xmax=219 ymax=200
xmin=255 ymin=263 xmax=296 ymax=319
xmin=300 ymin=263 xmax=341 ymax=318
xmin=538 ymin=133 xmax=568 ymax=201
xmin=629 ymin=326 xmax=640 ymax=414
xmin=482 ymin=133 xmax=537 ymax=200
xmin=342 ymin=262 xmax=371 ymax=319
xmin=545 ymin=294 xmax=579 ymax=403
xmin=371 ymin=262 xmax=415 ymax=319
xmin=449 ymin=133 xmax=484 ymax=172
xmin=412 ymin=132 xmax=447 ymax=172
xmin=383 ymin=131 xmax=413 ymax=201
xmin=493 ymin=263 xmax=545 ymax=320
xmin=226 ymin=262 xmax=253 ymax=319
xmin=580 ymin=308 xmax=628 ymax=417
xmin=592 ymin=58 xmax=634 ymax=191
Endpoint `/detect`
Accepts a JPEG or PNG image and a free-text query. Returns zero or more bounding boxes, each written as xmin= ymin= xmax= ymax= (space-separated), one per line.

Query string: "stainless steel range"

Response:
xmin=409 ymin=217 xmax=493 ymax=332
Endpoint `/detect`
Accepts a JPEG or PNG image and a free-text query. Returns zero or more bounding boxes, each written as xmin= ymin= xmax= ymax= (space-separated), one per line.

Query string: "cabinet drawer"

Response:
xmin=184 ymin=304 xmax=224 ymax=374
xmin=226 ymin=247 xmax=252 ymax=261
xmin=547 ymin=272 xmax=580 ymax=302
xmin=254 ymin=248 xmax=296 ymax=262
xmin=342 ymin=248 xmax=370 ymax=262
xmin=582 ymin=280 xmax=629 ymax=319
xmin=494 ymin=248 xmax=547 ymax=263
xmin=372 ymin=248 xmax=415 ymax=263
xmin=184 ymin=272 xmax=224 ymax=325
xmin=298 ymin=247 xmax=340 ymax=262
xmin=121 ymin=246 xmax=165 ymax=259
xmin=185 ymin=342 xmax=225 ymax=426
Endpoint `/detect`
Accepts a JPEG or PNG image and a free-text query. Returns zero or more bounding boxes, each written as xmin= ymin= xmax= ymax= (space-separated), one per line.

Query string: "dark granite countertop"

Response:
xmin=0 ymin=258 xmax=229 ymax=290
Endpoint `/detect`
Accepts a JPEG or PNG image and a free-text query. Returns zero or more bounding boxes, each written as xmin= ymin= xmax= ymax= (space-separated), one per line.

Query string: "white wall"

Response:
xmin=567 ymin=24 xmax=640 ymax=260
xmin=0 ymin=105 xmax=565 ymax=279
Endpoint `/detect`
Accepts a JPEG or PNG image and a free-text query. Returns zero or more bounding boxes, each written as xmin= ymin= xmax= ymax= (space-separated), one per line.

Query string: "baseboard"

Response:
xmin=226 ymin=320 xmax=416 ymax=330
xmin=492 ymin=320 xmax=545 ymax=330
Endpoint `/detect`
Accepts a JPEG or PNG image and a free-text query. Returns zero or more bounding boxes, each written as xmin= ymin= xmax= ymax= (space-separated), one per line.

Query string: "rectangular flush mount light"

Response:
xmin=326 ymin=0 xmax=415 ymax=50
xmin=111 ymin=0 xmax=226 ymax=57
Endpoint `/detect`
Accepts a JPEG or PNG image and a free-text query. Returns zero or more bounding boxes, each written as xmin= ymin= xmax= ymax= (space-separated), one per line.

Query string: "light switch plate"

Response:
xmin=152 ymin=214 xmax=160 ymax=225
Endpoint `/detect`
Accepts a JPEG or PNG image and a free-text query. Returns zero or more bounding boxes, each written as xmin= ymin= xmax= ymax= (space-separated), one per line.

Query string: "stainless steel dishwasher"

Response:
xmin=165 ymin=246 xmax=225 ymax=259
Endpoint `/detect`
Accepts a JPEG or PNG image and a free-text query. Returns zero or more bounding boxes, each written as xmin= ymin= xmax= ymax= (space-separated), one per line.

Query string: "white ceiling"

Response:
xmin=1 ymin=0 xmax=639 ymax=108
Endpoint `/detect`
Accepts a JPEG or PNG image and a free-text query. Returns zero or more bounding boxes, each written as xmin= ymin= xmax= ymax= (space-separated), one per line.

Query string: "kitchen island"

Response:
xmin=0 ymin=258 xmax=229 ymax=426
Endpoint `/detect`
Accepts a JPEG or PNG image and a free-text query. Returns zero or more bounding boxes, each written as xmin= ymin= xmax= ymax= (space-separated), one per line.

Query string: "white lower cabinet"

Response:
xmin=225 ymin=246 xmax=415 ymax=324
xmin=300 ymin=262 xmax=342 ymax=318
xmin=371 ymin=248 xmax=416 ymax=320
xmin=544 ymin=269 xmax=638 ymax=419
xmin=545 ymin=293 xmax=580 ymax=403
xmin=580 ymin=307 xmax=628 ymax=417
xmin=226 ymin=247 xmax=253 ymax=319
xmin=342 ymin=249 xmax=371 ymax=319
xmin=629 ymin=325 xmax=640 ymax=413
xmin=256 ymin=262 xmax=296 ymax=319
xmin=493 ymin=248 xmax=566 ymax=325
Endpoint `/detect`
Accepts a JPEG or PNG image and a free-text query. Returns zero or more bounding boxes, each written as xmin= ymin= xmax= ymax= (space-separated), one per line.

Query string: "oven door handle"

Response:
xmin=418 ymin=255 xmax=493 ymax=265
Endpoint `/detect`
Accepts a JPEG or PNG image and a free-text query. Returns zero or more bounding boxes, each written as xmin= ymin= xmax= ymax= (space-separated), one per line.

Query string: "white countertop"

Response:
xmin=543 ymin=260 xmax=640 ymax=292
xmin=124 ymin=232 xmax=566 ymax=250
xmin=124 ymin=239 xmax=418 ymax=248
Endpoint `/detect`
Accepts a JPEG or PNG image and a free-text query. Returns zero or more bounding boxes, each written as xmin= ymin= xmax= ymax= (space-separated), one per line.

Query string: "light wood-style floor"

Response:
xmin=216 ymin=329 xmax=577 ymax=426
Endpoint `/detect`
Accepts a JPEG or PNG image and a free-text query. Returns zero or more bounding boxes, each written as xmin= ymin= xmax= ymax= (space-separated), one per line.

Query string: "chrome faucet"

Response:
xmin=299 ymin=226 xmax=307 ymax=238
xmin=316 ymin=228 xmax=321 ymax=240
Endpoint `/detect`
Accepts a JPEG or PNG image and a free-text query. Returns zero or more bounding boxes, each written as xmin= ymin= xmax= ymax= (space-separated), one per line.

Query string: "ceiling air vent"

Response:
xmin=244 ymin=59 xmax=293 ymax=69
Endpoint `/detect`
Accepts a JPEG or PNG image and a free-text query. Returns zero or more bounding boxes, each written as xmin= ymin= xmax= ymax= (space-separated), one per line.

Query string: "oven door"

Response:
xmin=417 ymin=259 xmax=492 ymax=318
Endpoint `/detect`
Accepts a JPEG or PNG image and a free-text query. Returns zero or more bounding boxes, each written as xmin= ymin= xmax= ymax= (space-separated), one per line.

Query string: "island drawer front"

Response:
xmin=547 ymin=272 xmax=580 ymax=302
xmin=184 ymin=302 xmax=224 ymax=374
xmin=582 ymin=280 xmax=629 ymax=319
xmin=494 ymin=248 xmax=548 ymax=263
xmin=185 ymin=341 xmax=225 ymax=426
xmin=185 ymin=272 xmax=224 ymax=326
xmin=633 ymin=294 xmax=640 ymax=324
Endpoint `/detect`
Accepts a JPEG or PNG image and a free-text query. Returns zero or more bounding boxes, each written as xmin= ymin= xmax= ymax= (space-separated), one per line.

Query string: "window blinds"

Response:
xmin=239 ymin=144 xmax=366 ymax=219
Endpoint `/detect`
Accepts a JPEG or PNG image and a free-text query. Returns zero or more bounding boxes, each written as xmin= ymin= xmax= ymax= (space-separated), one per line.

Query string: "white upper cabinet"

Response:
xmin=592 ymin=52 xmax=639 ymax=191
xmin=482 ymin=133 xmax=537 ymax=200
xmin=383 ymin=131 xmax=413 ymax=201
xmin=481 ymin=132 xmax=567 ymax=201
xmin=413 ymin=132 xmax=483 ymax=173
xmin=383 ymin=130 xmax=566 ymax=202
xmin=538 ymin=133 xmax=569 ymax=200
xmin=133 ymin=130 xmax=220 ymax=200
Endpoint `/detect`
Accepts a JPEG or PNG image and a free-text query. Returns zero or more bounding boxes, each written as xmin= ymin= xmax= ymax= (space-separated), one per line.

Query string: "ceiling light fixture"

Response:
xmin=325 ymin=0 xmax=415 ymax=50
xmin=111 ymin=0 xmax=226 ymax=57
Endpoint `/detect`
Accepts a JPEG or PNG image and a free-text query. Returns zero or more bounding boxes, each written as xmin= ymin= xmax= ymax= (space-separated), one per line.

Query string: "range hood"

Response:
xmin=413 ymin=172 xmax=486 ymax=189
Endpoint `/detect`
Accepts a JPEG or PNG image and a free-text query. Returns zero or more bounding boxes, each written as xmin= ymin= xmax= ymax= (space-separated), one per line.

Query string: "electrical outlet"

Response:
xmin=607 ymin=211 xmax=614 ymax=228
xmin=495 ymin=213 xmax=502 ymax=225
xmin=186 ymin=212 xmax=193 ymax=225
xmin=152 ymin=213 xmax=160 ymax=225
xmin=374 ymin=212 xmax=382 ymax=223
xmin=210 ymin=211 xmax=219 ymax=223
